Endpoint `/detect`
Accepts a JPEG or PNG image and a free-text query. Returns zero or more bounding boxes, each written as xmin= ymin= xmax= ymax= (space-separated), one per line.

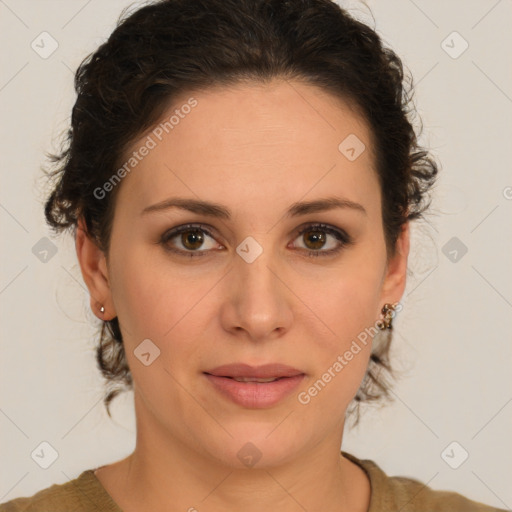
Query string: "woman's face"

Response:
xmin=79 ymin=79 xmax=409 ymax=468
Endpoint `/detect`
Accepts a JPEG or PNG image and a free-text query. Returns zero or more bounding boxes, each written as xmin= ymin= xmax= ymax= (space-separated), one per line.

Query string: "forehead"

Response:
xmin=115 ymin=79 xmax=379 ymax=218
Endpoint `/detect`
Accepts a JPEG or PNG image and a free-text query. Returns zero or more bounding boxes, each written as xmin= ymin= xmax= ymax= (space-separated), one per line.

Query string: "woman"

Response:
xmin=0 ymin=0 xmax=505 ymax=510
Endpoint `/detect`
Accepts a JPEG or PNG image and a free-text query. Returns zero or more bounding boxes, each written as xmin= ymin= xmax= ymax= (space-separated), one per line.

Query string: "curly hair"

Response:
xmin=43 ymin=0 xmax=438 ymax=425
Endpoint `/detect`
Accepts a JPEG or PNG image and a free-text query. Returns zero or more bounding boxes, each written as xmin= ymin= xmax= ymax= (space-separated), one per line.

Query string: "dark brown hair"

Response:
xmin=43 ymin=0 xmax=438 ymax=425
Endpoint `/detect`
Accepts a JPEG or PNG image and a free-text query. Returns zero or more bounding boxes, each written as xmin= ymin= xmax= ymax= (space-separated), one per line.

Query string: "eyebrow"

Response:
xmin=141 ymin=195 xmax=366 ymax=219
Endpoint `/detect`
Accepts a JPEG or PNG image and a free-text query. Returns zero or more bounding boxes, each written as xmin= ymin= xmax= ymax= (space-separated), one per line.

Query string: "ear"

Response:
xmin=75 ymin=216 xmax=116 ymax=320
xmin=379 ymin=221 xmax=410 ymax=306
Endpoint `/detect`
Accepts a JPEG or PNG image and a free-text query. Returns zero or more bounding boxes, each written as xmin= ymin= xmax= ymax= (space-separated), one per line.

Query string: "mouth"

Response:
xmin=203 ymin=368 xmax=306 ymax=408
xmin=203 ymin=362 xmax=305 ymax=380
xmin=203 ymin=374 xmax=292 ymax=383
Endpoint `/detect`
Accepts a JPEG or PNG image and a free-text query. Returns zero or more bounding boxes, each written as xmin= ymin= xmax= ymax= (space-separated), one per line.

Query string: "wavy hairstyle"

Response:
xmin=44 ymin=0 xmax=438 ymax=425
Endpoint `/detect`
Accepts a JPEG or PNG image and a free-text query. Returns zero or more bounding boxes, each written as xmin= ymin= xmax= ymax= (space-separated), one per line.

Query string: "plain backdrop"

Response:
xmin=1 ymin=0 xmax=511 ymax=508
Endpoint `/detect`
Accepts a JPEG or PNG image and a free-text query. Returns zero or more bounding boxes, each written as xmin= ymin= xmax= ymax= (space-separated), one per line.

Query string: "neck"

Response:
xmin=97 ymin=393 xmax=370 ymax=512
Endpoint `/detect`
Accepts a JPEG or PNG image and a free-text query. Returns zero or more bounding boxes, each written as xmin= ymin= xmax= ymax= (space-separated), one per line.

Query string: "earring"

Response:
xmin=99 ymin=305 xmax=105 ymax=314
xmin=376 ymin=302 xmax=399 ymax=330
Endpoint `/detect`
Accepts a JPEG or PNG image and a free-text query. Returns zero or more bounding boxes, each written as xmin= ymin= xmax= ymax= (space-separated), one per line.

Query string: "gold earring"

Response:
xmin=376 ymin=302 xmax=399 ymax=330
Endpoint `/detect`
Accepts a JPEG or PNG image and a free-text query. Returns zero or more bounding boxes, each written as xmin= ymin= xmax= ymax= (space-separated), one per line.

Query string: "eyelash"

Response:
xmin=159 ymin=223 xmax=353 ymax=259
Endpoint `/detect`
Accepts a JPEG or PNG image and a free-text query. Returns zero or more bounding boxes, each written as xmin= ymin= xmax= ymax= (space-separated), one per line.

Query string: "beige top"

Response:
xmin=0 ymin=451 xmax=506 ymax=511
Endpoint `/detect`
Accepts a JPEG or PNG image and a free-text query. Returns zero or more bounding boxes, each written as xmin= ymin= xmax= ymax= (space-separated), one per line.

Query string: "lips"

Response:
xmin=203 ymin=362 xmax=304 ymax=379
xmin=203 ymin=363 xmax=306 ymax=407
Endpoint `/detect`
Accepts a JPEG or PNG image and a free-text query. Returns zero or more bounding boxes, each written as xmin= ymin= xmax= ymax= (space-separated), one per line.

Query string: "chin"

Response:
xmin=203 ymin=426 xmax=306 ymax=470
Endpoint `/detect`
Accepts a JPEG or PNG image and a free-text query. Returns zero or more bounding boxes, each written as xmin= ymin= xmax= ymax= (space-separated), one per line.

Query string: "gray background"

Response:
xmin=1 ymin=0 xmax=511 ymax=508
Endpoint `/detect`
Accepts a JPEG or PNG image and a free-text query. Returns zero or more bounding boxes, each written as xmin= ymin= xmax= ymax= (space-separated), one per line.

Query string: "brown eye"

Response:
xmin=180 ymin=229 xmax=205 ymax=250
xmin=160 ymin=224 xmax=220 ymax=257
xmin=302 ymin=230 xmax=327 ymax=250
xmin=292 ymin=223 xmax=352 ymax=257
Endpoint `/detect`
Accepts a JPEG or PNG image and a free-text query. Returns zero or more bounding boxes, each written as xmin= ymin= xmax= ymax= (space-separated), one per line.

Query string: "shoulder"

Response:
xmin=0 ymin=470 xmax=121 ymax=512
xmin=378 ymin=472 xmax=505 ymax=512
xmin=342 ymin=451 xmax=507 ymax=512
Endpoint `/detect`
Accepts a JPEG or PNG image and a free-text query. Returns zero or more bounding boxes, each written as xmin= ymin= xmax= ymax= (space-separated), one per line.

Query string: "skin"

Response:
xmin=76 ymin=78 xmax=409 ymax=512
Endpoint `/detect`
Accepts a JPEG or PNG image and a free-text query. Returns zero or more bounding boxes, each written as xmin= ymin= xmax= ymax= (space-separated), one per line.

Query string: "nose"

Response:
xmin=219 ymin=246 xmax=294 ymax=342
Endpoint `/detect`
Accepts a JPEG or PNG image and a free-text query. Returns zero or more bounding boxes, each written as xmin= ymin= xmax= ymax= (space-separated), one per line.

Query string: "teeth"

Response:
xmin=232 ymin=377 xmax=280 ymax=383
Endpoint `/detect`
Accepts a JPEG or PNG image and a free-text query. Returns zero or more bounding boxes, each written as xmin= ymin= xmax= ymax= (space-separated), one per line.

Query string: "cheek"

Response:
xmin=109 ymin=239 xmax=185 ymax=337
xmin=109 ymin=255 xmax=208 ymax=411
xmin=300 ymin=252 xmax=385 ymax=346
xmin=294 ymin=253 xmax=386 ymax=405
xmin=110 ymin=258 xmax=164 ymax=340
xmin=297 ymin=282 xmax=377 ymax=414
xmin=110 ymin=247 xmax=214 ymax=370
